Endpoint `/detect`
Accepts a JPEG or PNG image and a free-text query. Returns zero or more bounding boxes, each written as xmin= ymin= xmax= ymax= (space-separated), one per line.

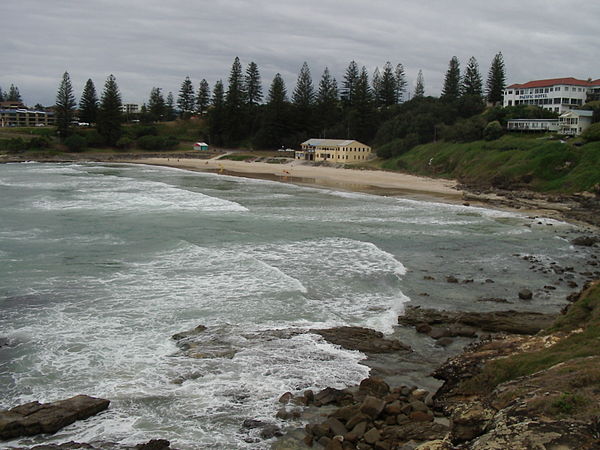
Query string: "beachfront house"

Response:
xmin=558 ymin=110 xmax=594 ymax=136
xmin=295 ymin=139 xmax=372 ymax=162
xmin=193 ymin=142 xmax=209 ymax=151
xmin=506 ymin=119 xmax=559 ymax=133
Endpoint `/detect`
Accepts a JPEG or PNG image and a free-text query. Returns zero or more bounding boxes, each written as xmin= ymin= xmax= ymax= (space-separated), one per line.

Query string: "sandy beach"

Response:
xmin=124 ymin=157 xmax=463 ymax=201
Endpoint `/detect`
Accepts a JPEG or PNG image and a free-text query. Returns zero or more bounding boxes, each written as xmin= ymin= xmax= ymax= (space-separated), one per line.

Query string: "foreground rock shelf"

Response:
xmin=0 ymin=395 xmax=109 ymax=440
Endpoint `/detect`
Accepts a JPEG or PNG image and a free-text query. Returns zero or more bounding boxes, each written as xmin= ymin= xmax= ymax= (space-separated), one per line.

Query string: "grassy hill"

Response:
xmin=380 ymin=135 xmax=600 ymax=193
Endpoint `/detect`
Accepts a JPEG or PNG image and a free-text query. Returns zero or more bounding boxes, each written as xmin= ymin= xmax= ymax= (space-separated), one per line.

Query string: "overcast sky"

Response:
xmin=4 ymin=0 xmax=600 ymax=107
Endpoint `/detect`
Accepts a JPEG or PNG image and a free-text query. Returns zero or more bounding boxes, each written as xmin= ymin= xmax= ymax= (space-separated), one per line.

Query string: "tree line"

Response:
xmin=50 ymin=52 xmax=507 ymax=150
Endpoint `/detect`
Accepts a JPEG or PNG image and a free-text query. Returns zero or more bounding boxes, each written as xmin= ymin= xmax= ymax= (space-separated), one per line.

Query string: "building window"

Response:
xmin=556 ymin=87 xmax=561 ymax=91
xmin=564 ymin=87 xmax=569 ymax=91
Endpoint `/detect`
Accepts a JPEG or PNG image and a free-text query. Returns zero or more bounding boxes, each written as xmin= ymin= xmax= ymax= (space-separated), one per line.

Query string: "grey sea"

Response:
xmin=0 ymin=162 xmax=596 ymax=449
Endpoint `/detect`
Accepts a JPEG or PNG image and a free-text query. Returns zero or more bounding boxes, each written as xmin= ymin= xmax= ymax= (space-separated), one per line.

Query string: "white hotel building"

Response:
xmin=503 ymin=77 xmax=600 ymax=114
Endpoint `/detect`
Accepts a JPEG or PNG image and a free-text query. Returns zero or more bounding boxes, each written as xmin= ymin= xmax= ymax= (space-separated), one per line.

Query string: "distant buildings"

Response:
xmin=295 ymin=139 xmax=372 ymax=162
xmin=506 ymin=110 xmax=594 ymax=136
xmin=120 ymin=104 xmax=140 ymax=115
xmin=0 ymin=102 xmax=54 ymax=127
xmin=503 ymin=77 xmax=600 ymax=114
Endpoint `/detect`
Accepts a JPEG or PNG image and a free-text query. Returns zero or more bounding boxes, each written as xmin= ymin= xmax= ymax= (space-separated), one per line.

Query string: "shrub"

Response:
xmin=136 ymin=135 xmax=163 ymax=150
xmin=84 ymin=130 xmax=105 ymax=147
xmin=581 ymin=123 xmax=600 ymax=142
xmin=483 ymin=121 xmax=504 ymax=141
xmin=116 ymin=137 xmax=133 ymax=150
xmin=64 ymin=134 xmax=87 ymax=152
xmin=163 ymin=135 xmax=179 ymax=149
xmin=28 ymin=137 xmax=51 ymax=149
xmin=376 ymin=134 xmax=419 ymax=159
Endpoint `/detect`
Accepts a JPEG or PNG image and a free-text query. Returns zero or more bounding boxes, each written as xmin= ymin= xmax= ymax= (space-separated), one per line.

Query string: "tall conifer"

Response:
xmin=394 ymin=63 xmax=407 ymax=103
xmin=148 ymin=87 xmax=165 ymax=121
xmin=196 ymin=79 xmax=210 ymax=115
xmin=461 ymin=56 xmax=483 ymax=97
xmin=55 ymin=72 xmax=76 ymax=139
xmin=441 ymin=56 xmax=461 ymax=101
xmin=486 ymin=52 xmax=506 ymax=104
xmin=379 ymin=62 xmax=397 ymax=106
xmin=414 ymin=70 xmax=425 ymax=98
xmin=244 ymin=62 xmax=263 ymax=107
xmin=177 ymin=76 xmax=195 ymax=117
xmin=97 ymin=74 xmax=122 ymax=146
xmin=79 ymin=79 xmax=98 ymax=124
xmin=342 ymin=61 xmax=359 ymax=106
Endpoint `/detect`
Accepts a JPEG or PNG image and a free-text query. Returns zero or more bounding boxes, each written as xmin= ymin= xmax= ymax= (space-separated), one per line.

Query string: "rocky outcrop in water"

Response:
xmin=0 ymin=395 xmax=110 ymax=440
xmin=398 ymin=305 xmax=556 ymax=337
xmin=311 ymin=327 xmax=411 ymax=354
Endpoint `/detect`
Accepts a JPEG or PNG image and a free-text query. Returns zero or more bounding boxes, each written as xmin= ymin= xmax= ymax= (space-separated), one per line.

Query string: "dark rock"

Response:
xmin=415 ymin=323 xmax=432 ymax=334
xmin=346 ymin=413 xmax=370 ymax=430
xmin=446 ymin=276 xmax=459 ymax=283
xmin=171 ymin=324 xmax=207 ymax=341
xmin=518 ymin=289 xmax=533 ymax=300
xmin=359 ymin=377 xmax=390 ymax=398
xmin=315 ymin=387 xmax=354 ymax=406
xmin=242 ymin=418 xmax=265 ymax=429
xmin=571 ymin=236 xmax=599 ymax=246
xmin=325 ymin=417 xmax=348 ymax=437
xmin=0 ymin=395 xmax=110 ymax=439
xmin=423 ymin=276 xmax=435 ymax=280
xmin=477 ymin=297 xmax=511 ymax=303
xmin=135 ymin=439 xmax=172 ymax=450
xmin=331 ymin=404 xmax=361 ymax=422
xmin=278 ymin=392 xmax=293 ymax=404
xmin=436 ymin=337 xmax=454 ymax=347
xmin=259 ymin=424 xmax=283 ymax=439
xmin=345 ymin=421 xmax=367 ymax=442
xmin=398 ymin=306 xmax=555 ymax=335
xmin=360 ymin=396 xmax=386 ymax=419
xmin=276 ymin=407 xmax=301 ymax=420
xmin=363 ymin=427 xmax=381 ymax=444
xmin=409 ymin=411 xmax=433 ymax=422
xmin=312 ymin=326 xmax=411 ymax=354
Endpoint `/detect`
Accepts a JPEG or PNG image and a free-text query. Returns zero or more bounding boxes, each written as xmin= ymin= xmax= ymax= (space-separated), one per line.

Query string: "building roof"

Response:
xmin=560 ymin=110 xmax=594 ymax=117
xmin=506 ymin=119 xmax=558 ymax=122
xmin=301 ymin=138 xmax=364 ymax=147
xmin=507 ymin=77 xmax=597 ymax=89
xmin=590 ymin=79 xmax=600 ymax=86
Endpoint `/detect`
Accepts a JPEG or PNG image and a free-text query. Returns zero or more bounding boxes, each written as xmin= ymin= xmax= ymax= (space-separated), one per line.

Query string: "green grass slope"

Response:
xmin=380 ymin=136 xmax=600 ymax=193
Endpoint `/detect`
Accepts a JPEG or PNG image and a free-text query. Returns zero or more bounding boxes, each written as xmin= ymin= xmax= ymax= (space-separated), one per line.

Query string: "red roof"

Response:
xmin=507 ymin=77 xmax=596 ymax=89
xmin=590 ymin=79 xmax=600 ymax=86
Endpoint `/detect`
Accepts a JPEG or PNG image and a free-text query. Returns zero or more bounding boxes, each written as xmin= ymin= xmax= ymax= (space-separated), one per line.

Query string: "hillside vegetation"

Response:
xmin=380 ymin=136 xmax=600 ymax=193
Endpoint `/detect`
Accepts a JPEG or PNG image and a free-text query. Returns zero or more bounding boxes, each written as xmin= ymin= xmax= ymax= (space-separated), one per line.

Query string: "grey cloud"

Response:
xmin=3 ymin=0 xmax=599 ymax=106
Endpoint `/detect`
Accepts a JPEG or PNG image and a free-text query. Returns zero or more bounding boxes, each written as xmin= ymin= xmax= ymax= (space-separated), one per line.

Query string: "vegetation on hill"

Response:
xmin=380 ymin=136 xmax=600 ymax=193
xmin=461 ymin=281 xmax=600 ymax=405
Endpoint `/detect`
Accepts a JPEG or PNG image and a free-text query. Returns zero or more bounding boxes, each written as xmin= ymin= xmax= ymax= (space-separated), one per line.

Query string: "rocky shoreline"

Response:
xmin=3 ymin=280 xmax=599 ymax=449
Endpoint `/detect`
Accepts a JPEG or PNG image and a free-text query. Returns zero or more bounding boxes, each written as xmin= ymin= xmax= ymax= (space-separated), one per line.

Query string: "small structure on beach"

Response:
xmin=193 ymin=142 xmax=209 ymax=151
xmin=295 ymin=139 xmax=372 ymax=162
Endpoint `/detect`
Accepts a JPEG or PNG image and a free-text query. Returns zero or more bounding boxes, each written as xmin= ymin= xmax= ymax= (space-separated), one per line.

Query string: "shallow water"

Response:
xmin=0 ymin=163 xmax=596 ymax=449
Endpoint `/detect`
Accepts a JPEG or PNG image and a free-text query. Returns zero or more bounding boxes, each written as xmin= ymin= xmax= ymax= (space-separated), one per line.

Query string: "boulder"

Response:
xmin=571 ymin=235 xmax=599 ymax=247
xmin=359 ymin=377 xmax=390 ymax=398
xmin=171 ymin=324 xmax=207 ymax=341
xmin=449 ymin=401 xmax=495 ymax=444
xmin=135 ymin=440 xmax=172 ymax=450
xmin=0 ymin=395 xmax=110 ymax=439
xmin=518 ymin=289 xmax=533 ymax=300
xmin=360 ymin=396 xmax=386 ymax=419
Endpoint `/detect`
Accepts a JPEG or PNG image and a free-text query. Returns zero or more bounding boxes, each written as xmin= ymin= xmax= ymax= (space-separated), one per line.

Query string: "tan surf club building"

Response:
xmin=295 ymin=139 xmax=372 ymax=162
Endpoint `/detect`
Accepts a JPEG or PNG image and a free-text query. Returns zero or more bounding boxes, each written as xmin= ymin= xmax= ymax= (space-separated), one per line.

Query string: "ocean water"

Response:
xmin=0 ymin=162 xmax=596 ymax=449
